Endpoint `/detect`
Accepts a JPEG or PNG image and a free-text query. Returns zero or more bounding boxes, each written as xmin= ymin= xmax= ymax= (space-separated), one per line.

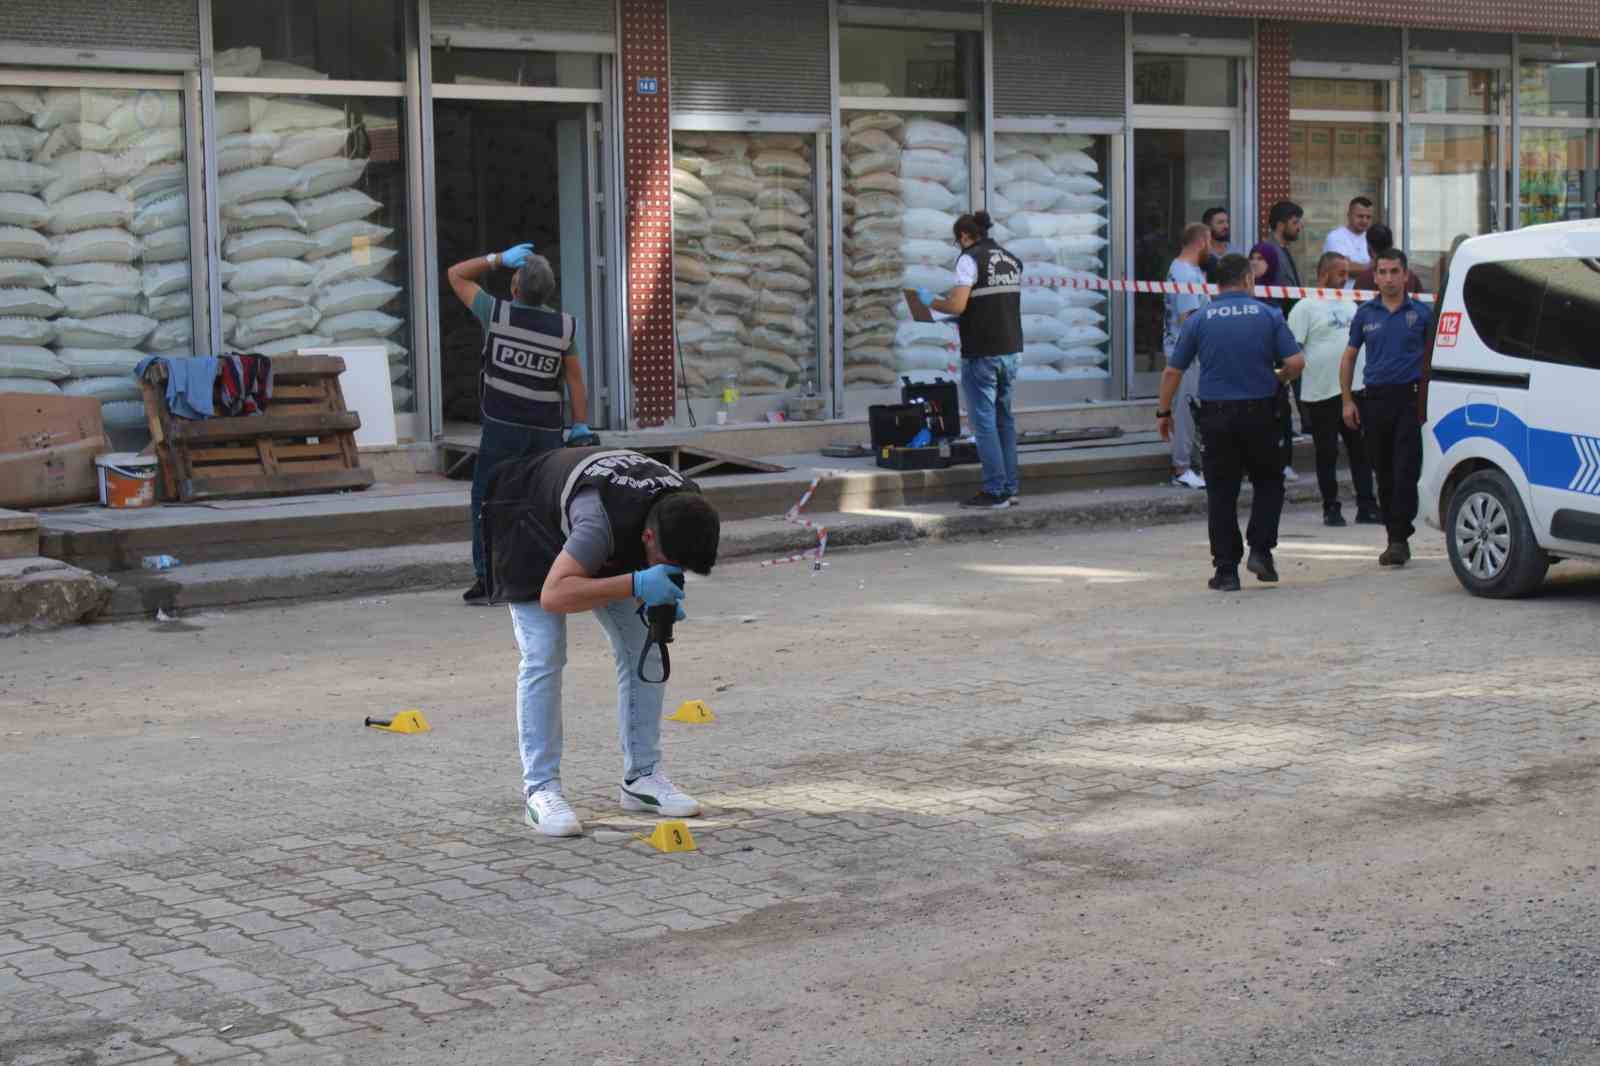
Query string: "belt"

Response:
xmin=1198 ymin=397 xmax=1277 ymax=410
xmin=1365 ymin=380 xmax=1420 ymax=393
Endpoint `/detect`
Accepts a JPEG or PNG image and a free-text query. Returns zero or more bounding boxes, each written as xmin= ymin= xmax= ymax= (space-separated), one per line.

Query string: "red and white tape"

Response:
xmin=1024 ymin=275 xmax=1436 ymax=303
xmin=762 ymin=473 xmax=829 ymax=571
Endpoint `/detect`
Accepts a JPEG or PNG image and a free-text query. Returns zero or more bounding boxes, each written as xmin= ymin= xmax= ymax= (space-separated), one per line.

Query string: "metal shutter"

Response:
xmin=670 ymin=0 xmax=830 ymax=114
xmin=430 ymin=0 xmax=614 ymax=37
xmin=993 ymin=7 xmax=1124 ymax=118
xmin=1410 ymin=31 xmax=1511 ymax=57
xmin=0 ymin=0 xmax=197 ymax=53
xmin=1292 ymin=24 xmax=1400 ymax=66
xmin=839 ymin=0 xmax=982 ymax=19
xmin=1134 ymin=15 xmax=1250 ymax=40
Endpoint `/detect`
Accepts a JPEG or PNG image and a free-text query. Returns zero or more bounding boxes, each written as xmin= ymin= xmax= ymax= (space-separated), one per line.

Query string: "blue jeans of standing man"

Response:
xmin=960 ymin=354 xmax=1021 ymax=497
xmin=472 ymin=415 xmax=564 ymax=582
xmin=509 ymin=598 xmax=664 ymax=795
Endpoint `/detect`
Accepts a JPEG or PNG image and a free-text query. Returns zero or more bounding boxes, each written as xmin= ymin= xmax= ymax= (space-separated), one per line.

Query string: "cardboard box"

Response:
xmin=0 ymin=395 xmax=109 ymax=509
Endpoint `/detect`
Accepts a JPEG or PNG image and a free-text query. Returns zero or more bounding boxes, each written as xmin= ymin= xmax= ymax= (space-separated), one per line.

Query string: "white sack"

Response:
xmin=0 ymin=287 xmax=64 ymax=317
xmin=303 ymin=220 xmax=391 ymax=261
xmin=56 ymin=283 xmax=139 ymax=318
xmin=56 ymin=347 xmax=142 ymax=377
xmin=54 ymin=313 xmax=156 ymax=349
xmin=148 ymin=317 xmax=191 ymax=351
xmin=314 ymin=278 xmax=400 ymax=316
xmin=902 ymin=209 xmax=959 ymax=241
xmin=220 ymin=165 xmax=298 ymax=205
xmin=226 ymin=257 xmax=317 ymax=292
xmin=141 ymin=225 xmax=189 ymax=263
xmin=296 ymin=189 xmax=380 ymax=231
xmin=144 ymin=290 xmax=191 ymax=321
xmin=45 ymin=189 xmax=134 ymax=234
xmin=223 ymin=226 xmax=319 ymax=262
xmin=221 ymin=198 xmax=304 ymax=231
xmin=901 ymin=118 xmax=965 ymax=151
xmin=0 ymin=192 xmax=49 ymax=229
xmin=289 ymin=156 xmax=366 ymax=200
xmin=318 ymin=310 xmax=401 ymax=341
xmin=0 ymin=160 xmax=55 ymax=195
xmin=50 ymin=227 xmax=141 ymax=265
xmin=250 ymin=99 xmax=347 ymax=134
xmin=62 ymin=375 xmax=140 ymax=402
xmin=140 ymin=261 xmax=189 ymax=298
xmin=232 ymin=305 xmax=320 ymax=348
xmin=315 ymin=247 xmax=397 ymax=287
xmin=0 ymin=344 xmax=68 ymax=379
xmin=0 ymin=259 xmax=51 ymax=288
xmin=901 ymin=179 xmax=958 ymax=212
xmin=0 ymin=318 xmax=55 ymax=345
xmin=0 ymin=126 xmax=48 ymax=160
xmin=0 ymin=226 xmax=50 ymax=260
xmin=254 ymin=333 xmax=330 ymax=356
xmin=130 ymin=192 xmax=187 ymax=235
xmin=117 ymin=163 xmax=184 ymax=203
xmin=272 ymin=127 xmax=351 ymax=168
xmin=233 ymin=285 xmax=314 ymax=319
xmin=217 ymin=132 xmax=280 ymax=175
xmin=902 ymin=264 xmax=958 ymax=291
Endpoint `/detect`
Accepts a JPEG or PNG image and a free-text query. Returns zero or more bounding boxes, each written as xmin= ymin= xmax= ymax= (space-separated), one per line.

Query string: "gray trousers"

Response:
xmin=1170 ymin=363 xmax=1202 ymax=471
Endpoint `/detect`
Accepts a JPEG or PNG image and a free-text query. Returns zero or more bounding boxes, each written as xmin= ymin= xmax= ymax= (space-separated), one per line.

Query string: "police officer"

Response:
xmin=1159 ymin=253 xmax=1307 ymax=591
xmin=481 ymin=447 xmax=722 ymax=837
xmin=1339 ymin=247 xmax=1433 ymax=568
xmin=447 ymin=243 xmax=591 ymax=605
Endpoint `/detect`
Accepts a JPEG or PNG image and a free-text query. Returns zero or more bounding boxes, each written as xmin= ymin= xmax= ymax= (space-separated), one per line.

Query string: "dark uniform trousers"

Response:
xmin=1305 ymin=392 xmax=1376 ymax=513
xmin=1361 ymin=382 xmax=1423 ymax=543
xmin=1198 ymin=397 xmax=1285 ymax=569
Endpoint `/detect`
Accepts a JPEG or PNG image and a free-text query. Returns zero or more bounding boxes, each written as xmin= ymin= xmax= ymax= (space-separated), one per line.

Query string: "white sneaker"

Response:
xmin=1174 ymin=469 xmax=1206 ymax=490
xmin=524 ymin=788 xmax=583 ymax=837
xmin=1282 ymin=466 xmax=1300 ymax=482
xmin=619 ymin=771 xmax=702 ymax=818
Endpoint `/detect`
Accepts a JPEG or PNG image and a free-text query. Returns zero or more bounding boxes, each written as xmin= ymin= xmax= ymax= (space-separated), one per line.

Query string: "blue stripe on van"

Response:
xmin=1432 ymin=405 xmax=1600 ymax=496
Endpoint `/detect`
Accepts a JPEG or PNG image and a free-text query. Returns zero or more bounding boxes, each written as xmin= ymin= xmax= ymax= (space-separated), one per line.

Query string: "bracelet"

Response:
xmin=487 ymin=253 xmax=499 ymax=269
xmin=1155 ymin=409 xmax=1172 ymax=419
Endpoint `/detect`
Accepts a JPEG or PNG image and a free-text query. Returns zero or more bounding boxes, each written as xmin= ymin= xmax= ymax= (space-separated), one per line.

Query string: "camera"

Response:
xmin=637 ymin=571 xmax=685 ymax=683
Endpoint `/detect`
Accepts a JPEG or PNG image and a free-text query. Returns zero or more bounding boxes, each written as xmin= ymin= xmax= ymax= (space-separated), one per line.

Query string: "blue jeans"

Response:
xmin=472 ymin=416 xmax=563 ymax=581
xmin=960 ymin=354 xmax=1021 ymax=497
xmin=509 ymin=597 xmax=664 ymax=795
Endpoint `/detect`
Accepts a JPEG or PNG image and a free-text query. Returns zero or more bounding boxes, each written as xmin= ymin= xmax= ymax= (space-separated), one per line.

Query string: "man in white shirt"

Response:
xmin=1286 ymin=252 xmax=1379 ymax=527
xmin=1323 ymin=197 xmax=1375 ymax=269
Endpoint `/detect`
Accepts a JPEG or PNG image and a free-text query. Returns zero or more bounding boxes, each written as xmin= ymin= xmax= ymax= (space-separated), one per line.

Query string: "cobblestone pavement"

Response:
xmin=4 ymin=508 xmax=1600 ymax=1064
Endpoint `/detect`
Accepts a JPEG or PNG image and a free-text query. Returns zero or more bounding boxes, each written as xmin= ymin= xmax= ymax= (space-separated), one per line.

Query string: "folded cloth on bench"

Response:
xmin=218 ymin=354 xmax=272 ymax=416
xmin=135 ymin=355 xmax=220 ymax=420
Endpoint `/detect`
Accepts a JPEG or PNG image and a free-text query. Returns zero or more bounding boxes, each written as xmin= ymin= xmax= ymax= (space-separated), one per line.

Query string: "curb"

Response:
xmin=99 ymin=478 xmax=1344 ymax=621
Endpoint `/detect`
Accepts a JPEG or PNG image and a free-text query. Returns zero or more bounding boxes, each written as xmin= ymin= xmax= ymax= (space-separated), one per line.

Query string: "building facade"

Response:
xmin=0 ymin=0 xmax=1594 ymax=442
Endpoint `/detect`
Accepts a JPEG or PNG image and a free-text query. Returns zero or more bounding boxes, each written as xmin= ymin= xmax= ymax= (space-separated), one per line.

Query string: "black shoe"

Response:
xmin=961 ymin=491 xmax=1013 ymax=509
xmin=1208 ymin=567 xmax=1241 ymax=592
xmin=1378 ymin=541 xmax=1411 ymax=567
xmin=1355 ymin=507 xmax=1382 ymax=525
xmin=1323 ymin=506 xmax=1347 ymax=528
xmin=1246 ymin=550 xmax=1279 ymax=583
xmin=462 ymin=579 xmax=489 ymax=605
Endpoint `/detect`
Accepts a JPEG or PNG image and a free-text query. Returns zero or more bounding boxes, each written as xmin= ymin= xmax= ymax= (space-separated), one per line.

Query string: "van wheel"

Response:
xmin=1445 ymin=469 xmax=1550 ymax=598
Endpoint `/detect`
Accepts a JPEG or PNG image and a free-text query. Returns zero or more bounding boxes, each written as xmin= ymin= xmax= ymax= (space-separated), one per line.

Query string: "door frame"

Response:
xmin=1124 ymin=114 xmax=1243 ymax=397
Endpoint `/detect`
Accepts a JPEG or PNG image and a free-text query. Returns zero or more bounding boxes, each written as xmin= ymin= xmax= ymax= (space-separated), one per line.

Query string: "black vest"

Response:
xmin=482 ymin=448 xmax=696 ymax=605
xmin=480 ymin=299 xmax=573 ymax=428
xmin=956 ymin=239 xmax=1025 ymax=358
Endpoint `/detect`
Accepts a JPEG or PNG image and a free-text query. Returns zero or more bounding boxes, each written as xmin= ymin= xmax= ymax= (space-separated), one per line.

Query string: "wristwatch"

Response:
xmin=1155 ymin=408 xmax=1172 ymax=419
xmin=487 ymin=253 xmax=499 ymax=269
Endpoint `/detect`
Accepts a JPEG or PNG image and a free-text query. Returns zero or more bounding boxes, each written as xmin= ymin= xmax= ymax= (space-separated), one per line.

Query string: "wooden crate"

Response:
xmin=141 ymin=354 xmax=375 ymax=502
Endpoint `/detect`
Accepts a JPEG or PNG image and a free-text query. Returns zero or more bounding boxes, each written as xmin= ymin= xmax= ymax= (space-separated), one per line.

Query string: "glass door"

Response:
xmin=1129 ymin=126 xmax=1235 ymax=396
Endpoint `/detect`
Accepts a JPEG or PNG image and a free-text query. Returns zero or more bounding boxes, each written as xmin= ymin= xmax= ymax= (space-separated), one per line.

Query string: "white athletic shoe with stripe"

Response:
xmin=619 ymin=771 xmax=702 ymax=818
xmin=524 ymin=788 xmax=583 ymax=837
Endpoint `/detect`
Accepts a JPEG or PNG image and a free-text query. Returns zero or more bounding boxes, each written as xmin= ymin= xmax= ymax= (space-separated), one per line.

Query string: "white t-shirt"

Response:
xmin=1287 ymin=296 xmax=1365 ymax=403
xmin=1324 ymin=226 xmax=1371 ymax=265
xmin=955 ymin=254 xmax=978 ymax=287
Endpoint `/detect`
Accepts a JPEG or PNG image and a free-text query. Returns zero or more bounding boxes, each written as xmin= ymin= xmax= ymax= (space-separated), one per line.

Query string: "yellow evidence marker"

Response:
xmin=667 ymin=700 xmax=716 ymax=724
xmin=364 ymin=710 xmax=432 ymax=734
xmin=635 ymin=821 xmax=697 ymax=853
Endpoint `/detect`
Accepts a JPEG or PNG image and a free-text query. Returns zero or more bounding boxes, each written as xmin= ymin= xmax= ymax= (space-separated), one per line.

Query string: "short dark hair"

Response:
xmin=1267 ymin=201 xmax=1304 ymax=229
xmin=1349 ymin=196 xmax=1374 ymax=210
xmin=1202 ymin=206 xmax=1229 ymax=226
xmin=1365 ymin=223 xmax=1395 ymax=253
xmin=1213 ymin=253 xmax=1253 ymax=290
xmin=1374 ymin=247 xmax=1409 ymax=272
xmin=953 ymin=211 xmax=994 ymax=243
xmin=513 ymin=254 xmax=556 ymax=306
xmin=649 ymin=492 xmax=720 ymax=576
xmin=1316 ymin=251 xmax=1348 ymax=276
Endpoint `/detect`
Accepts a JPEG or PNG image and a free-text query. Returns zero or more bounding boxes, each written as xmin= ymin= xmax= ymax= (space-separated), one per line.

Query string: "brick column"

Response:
xmin=619 ymin=0 xmax=676 ymax=427
xmin=1257 ymin=21 xmax=1293 ymax=236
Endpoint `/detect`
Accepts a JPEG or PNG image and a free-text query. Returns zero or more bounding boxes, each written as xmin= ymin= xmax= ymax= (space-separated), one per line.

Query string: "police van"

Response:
xmin=1420 ymin=220 xmax=1600 ymax=598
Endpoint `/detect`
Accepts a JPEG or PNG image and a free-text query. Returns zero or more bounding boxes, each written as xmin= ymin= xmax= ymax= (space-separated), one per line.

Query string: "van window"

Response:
xmin=1463 ymin=257 xmax=1600 ymax=371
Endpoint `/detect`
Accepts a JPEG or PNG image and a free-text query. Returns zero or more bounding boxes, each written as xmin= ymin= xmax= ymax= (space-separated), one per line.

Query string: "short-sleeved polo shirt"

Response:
xmin=1347 ymin=296 xmax=1432 ymax=387
xmin=1168 ymin=291 xmax=1301 ymax=402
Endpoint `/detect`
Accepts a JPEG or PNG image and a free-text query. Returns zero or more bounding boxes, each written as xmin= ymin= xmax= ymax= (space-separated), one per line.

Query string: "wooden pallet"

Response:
xmin=140 ymin=354 xmax=374 ymax=502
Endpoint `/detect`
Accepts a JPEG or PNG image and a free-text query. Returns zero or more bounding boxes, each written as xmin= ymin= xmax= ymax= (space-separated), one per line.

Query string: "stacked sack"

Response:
xmin=213 ymin=50 xmax=407 ymax=411
xmin=0 ymin=85 xmax=184 ymax=434
xmin=988 ymin=133 xmax=1110 ymax=383
xmin=672 ymin=133 xmax=818 ymax=399
xmin=844 ymin=113 xmax=970 ymax=388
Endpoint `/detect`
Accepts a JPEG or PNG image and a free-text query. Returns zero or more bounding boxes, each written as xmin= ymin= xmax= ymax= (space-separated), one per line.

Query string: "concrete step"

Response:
xmin=45 ymin=434 xmax=1320 ymax=575
xmin=100 ymin=475 xmax=1348 ymax=620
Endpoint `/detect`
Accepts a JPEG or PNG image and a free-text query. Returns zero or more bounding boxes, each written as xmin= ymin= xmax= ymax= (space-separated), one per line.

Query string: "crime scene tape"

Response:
xmin=1022 ymin=275 xmax=1436 ymax=303
xmin=762 ymin=472 xmax=829 ymax=571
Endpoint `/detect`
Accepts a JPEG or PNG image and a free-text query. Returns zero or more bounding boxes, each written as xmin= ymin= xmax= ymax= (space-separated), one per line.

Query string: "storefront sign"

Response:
xmin=1436 ymin=311 xmax=1462 ymax=348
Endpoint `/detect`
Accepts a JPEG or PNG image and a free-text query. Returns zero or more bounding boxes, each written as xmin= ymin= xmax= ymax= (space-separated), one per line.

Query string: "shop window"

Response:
xmin=1463 ymin=257 xmax=1600 ymax=371
xmin=838 ymin=27 xmax=971 ymax=99
xmin=1518 ymin=60 xmax=1598 ymax=120
xmin=989 ymin=133 xmax=1112 ymax=397
xmin=0 ymin=82 xmax=192 ymax=439
xmin=1407 ymin=124 xmax=1501 ymax=291
xmin=1411 ymin=67 xmax=1501 ymax=116
xmin=1290 ymin=78 xmax=1388 ymax=112
xmin=1133 ymin=56 xmax=1239 ymax=108
xmin=671 ymin=131 xmax=821 ymax=402
xmin=214 ymin=93 xmax=412 ymax=412
xmin=213 ymin=0 xmax=405 ymax=83
xmin=839 ymin=110 xmax=969 ymax=391
xmin=430 ymin=48 xmax=602 ymax=90
xmin=1519 ymin=128 xmax=1598 ymax=226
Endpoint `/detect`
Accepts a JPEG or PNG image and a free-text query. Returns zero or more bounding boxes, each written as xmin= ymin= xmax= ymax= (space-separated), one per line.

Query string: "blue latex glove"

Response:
xmin=499 ymin=242 xmax=535 ymax=268
xmin=633 ymin=564 xmax=685 ymax=607
xmin=908 ymin=427 xmax=933 ymax=448
xmin=569 ymin=422 xmax=591 ymax=440
xmin=675 ymin=603 xmax=687 ymax=622
xmin=915 ymin=287 xmax=937 ymax=309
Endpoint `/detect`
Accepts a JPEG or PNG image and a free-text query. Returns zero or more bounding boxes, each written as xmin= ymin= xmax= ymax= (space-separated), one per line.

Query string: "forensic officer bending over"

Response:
xmin=1159 ymin=254 xmax=1306 ymax=591
xmin=481 ymin=448 xmax=721 ymax=837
